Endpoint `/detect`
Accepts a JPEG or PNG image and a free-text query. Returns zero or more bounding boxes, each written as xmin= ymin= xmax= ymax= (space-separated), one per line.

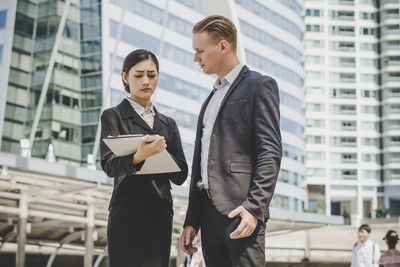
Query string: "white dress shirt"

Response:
xmin=125 ymin=96 xmax=155 ymax=129
xmin=197 ymin=63 xmax=243 ymax=189
xmin=351 ymin=239 xmax=381 ymax=267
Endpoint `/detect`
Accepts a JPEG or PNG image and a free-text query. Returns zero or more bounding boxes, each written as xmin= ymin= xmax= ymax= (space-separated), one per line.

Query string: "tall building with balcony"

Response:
xmin=380 ymin=0 xmax=400 ymax=216
xmin=304 ymin=0 xmax=400 ymax=222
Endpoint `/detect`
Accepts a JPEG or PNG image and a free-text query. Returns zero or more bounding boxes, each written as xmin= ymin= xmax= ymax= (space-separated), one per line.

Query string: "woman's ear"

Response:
xmin=121 ymin=71 xmax=128 ymax=84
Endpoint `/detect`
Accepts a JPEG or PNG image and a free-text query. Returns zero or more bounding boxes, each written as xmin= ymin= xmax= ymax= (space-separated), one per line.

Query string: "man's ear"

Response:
xmin=220 ymin=40 xmax=229 ymax=52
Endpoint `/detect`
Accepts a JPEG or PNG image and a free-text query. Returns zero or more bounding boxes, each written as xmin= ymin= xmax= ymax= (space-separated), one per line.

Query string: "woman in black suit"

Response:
xmin=100 ymin=49 xmax=188 ymax=267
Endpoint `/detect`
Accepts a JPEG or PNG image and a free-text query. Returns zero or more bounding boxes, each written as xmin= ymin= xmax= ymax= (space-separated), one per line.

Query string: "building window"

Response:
xmin=306 ymin=103 xmax=324 ymax=112
xmin=331 ymin=169 xmax=357 ymax=179
xmin=306 ymin=119 xmax=325 ymax=128
xmin=246 ymin=50 xmax=303 ymax=87
xmin=360 ymin=0 xmax=375 ymax=4
xmin=306 ymin=24 xmax=323 ymax=32
xmin=279 ymin=170 xmax=289 ymax=183
xmin=271 ymin=195 xmax=289 ymax=210
xmin=331 ymin=10 xmax=354 ymax=20
xmin=235 ymin=0 xmax=302 ymax=39
xmin=331 ymin=136 xmax=357 ymax=147
xmin=306 ymin=9 xmax=322 ymax=17
xmin=363 ymin=137 xmax=377 ymax=146
xmin=330 ymin=41 xmax=355 ymax=52
xmin=361 ymin=58 xmax=376 ymax=67
xmin=361 ymin=27 xmax=375 ymax=36
xmin=331 ymin=120 xmax=357 ymax=131
xmin=362 ymin=105 xmax=377 ymax=114
xmin=306 ymin=87 xmax=324 ymax=95
xmin=282 ymin=143 xmax=303 ymax=162
xmin=306 ymin=151 xmax=325 ymax=161
xmin=306 ymin=135 xmax=325 ymax=144
xmin=361 ymin=12 xmax=375 ymax=20
xmin=306 ymin=40 xmax=324 ymax=48
xmin=389 ymin=104 xmax=400 ymax=113
xmin=0 ymin=44 xmax=3 ymax=63
xmin=280 ymin=91 xmax=302 ymax=113
xmin=330 ymin=72 xmax=356 ymax=83
xmin=330 ymin=26 xmax=354 ymax=36
xmin=362 ymin=121 xmax=377 ymax=131
xmin=360 ymin=42 xmax=377 ymax=51
xmin=306 ymin=168 xmax=325 ymax=177
xmin=363 ymin=90 xmax=377 ymax=98
xmin=306 ymin=71 xmax=324 ymax=80
xmin=157 ymin=103 xmax=198 ymax=131
xmin=363 ymin=154 xmax=378 ymax=163
xmin=306 ymin=55 xmax=324 ymax=64
xmin=0 ymin=10 xmax=6 ymax=28
xmin=240 ymin=20 xmax=302 ymax=62
xmin=331 ymin=88 xmax=356 ymax=99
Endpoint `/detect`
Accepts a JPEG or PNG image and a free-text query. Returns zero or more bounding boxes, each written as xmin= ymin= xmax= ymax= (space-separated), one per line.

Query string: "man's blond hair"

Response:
xmin=193 ymin=15 xmax=237 ymax=52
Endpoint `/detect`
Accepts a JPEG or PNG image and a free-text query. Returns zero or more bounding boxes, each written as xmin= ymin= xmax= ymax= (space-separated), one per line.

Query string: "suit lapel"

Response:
xmin=153 ymin=107 xmax=167 ymax=134
xmin=119 ymin=98 xmax=153 ymax=133
xmin=218 ymin=65 xmax=248 ymax=113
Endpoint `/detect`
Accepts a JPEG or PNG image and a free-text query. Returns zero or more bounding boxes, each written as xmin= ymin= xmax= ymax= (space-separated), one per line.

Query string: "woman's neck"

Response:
xmin=130 ymin=96 xmax=151 ymax=107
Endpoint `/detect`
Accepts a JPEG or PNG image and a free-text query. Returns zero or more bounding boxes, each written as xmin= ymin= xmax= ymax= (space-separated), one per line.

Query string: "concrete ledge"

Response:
xmin=0 ymin=151 xmax=111 ymax=184
xmin=270 ymin=207 xmax=344 ymax=225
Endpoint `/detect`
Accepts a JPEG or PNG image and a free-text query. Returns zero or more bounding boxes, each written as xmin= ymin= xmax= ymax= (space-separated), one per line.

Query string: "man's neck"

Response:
xmin=216 ymin=56 xmax=240 ymax=80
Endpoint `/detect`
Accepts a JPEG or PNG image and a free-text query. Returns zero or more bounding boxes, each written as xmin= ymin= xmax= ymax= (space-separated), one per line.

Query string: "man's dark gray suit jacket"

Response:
xmin=184 ymin=65 xmax=282 ymax=231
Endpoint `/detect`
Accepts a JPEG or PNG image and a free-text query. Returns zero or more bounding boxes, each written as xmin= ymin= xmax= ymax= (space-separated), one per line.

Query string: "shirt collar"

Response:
xmin=213 ymin=63 xmax=244 ymax=91
xmin=125 ymin=96 xmax=155 ymax=116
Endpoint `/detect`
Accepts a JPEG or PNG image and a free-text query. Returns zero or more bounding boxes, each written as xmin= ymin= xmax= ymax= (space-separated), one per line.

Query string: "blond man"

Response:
xmin=180 ymin=15 xmax=282 ymax=266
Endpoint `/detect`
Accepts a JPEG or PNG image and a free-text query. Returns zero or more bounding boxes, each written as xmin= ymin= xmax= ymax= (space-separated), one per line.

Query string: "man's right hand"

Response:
xmin=180 ymin=226 xmax=198 ymax=254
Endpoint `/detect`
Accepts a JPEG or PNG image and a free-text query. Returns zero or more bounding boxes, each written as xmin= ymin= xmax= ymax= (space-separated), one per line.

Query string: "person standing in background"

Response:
xmin=351 ymin=224 xmax=381 ymax=267
xmin=379 ymin=230 xmax=400 ymax=267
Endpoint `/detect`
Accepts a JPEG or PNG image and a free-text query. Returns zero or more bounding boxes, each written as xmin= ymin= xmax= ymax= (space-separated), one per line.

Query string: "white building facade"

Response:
xmin=305 ymin=0 xmax=400 ymax=223
xmin=380 ymin=0 xmax=400 ymax=216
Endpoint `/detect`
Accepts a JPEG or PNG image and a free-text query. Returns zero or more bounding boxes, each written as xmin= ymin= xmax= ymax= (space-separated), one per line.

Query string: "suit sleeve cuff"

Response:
xmin=242 ymin=200 xmax=266 ymax=224
xmin=183 ymin=219 xmax=200 ymax=233
xmin=121 ymin=154 xmax=145 ymax=175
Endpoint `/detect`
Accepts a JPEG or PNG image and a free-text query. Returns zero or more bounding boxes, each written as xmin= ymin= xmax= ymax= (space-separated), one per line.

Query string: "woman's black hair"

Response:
xmin=384 ymin=230 xmax=399 ymax=249
xmin=387 ymin=238 xmax=398 ymax=249
xmin=122 ymin=49 xmax=159 ymax=93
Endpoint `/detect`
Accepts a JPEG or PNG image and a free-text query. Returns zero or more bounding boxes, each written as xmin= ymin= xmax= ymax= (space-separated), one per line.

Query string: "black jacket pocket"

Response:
xmin=230 ymin=162 xmax=252 ymax=174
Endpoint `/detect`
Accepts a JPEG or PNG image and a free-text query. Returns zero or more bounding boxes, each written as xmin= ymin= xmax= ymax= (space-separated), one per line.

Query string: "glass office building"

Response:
xmin=0 ymin=0 xmax=102 ymax=166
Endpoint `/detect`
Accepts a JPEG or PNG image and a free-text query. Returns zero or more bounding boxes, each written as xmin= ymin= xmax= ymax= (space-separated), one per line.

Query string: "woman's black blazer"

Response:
xmin=100 ymin=98 xmax=188 ymax=208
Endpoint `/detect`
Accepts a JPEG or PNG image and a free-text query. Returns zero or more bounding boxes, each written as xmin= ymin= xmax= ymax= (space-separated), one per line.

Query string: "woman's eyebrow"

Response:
xmin=134 ymin=70 xmax=156 ymax=73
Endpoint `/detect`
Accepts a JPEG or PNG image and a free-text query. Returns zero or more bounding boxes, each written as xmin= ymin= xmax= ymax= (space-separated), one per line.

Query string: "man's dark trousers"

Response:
xmin=199 ymin=190 xmax=266 ymax=267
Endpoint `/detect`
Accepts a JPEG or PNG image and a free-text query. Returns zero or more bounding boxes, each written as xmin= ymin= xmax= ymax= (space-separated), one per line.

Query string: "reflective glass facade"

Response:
xmin=1 ymin=0 xmax=102 ymax=166
xmin=0 ymin=10 xmax=6 ymax=28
